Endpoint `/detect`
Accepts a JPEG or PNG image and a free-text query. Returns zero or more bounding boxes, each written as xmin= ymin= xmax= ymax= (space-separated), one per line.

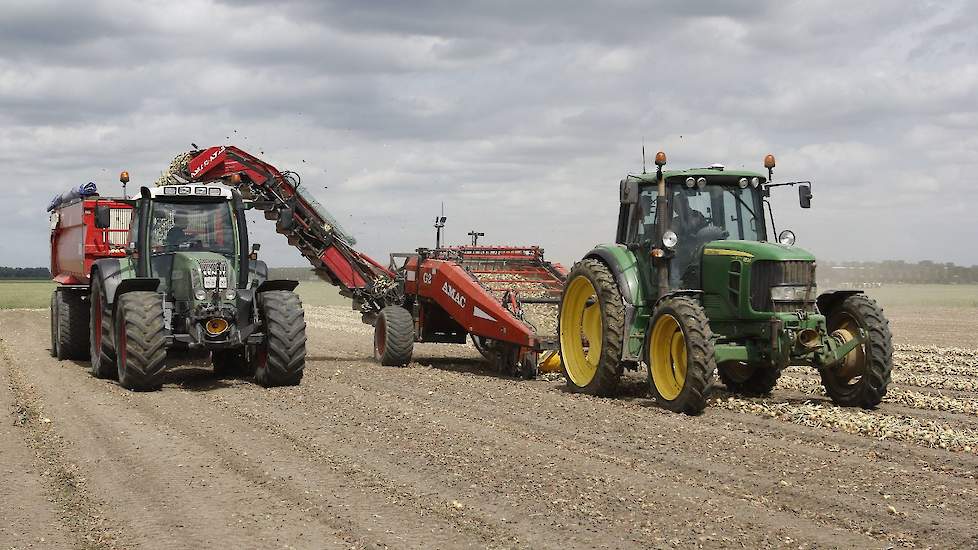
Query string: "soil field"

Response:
xmin=2 ymin=300 xmax=978 ymax=549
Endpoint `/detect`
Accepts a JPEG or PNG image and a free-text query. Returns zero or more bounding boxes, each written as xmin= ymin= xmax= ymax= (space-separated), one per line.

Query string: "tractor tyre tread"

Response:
xmin=89 ymin=277 xmax=117 ymax=380
xmin=255 ymin=291 xmax=306 ymax=387
xmin=116 ymin=291 xmax=167 ymax=391
xmin=648 ymin=296 xmax=716 ymax=414
xmin=56 ymin=290 xmax=91 ymax=360
xmin=821 ymin=294 xmax=892 ymax=408
xmin=560 ymin=258 xmax=625 ymax=397
xmin=375 ymin=306 xmax=414 ymax=366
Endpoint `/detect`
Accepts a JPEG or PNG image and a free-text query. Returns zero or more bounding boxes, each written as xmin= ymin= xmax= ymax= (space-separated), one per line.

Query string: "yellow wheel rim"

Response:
xmin=559 ymin=275 xmax=603 ymax=387
xmin=649 ymin=314 xmax=687 ymax=400
xmin=831 ymin=314 xmax=866 ymax=384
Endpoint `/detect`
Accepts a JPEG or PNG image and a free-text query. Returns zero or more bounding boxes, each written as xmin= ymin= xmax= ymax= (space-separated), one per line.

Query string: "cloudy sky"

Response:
xmin=3 ymin=0 xmax=977 ymax=269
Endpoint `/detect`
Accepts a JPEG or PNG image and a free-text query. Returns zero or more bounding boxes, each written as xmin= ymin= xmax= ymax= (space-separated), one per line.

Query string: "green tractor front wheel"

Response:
xmin=646 ymin=296 xmax=716 ymax=415
xmin=557 ymin=259 xmax=625 ymax=396
xmin=820 ymin=294 xmax=893 ymax=408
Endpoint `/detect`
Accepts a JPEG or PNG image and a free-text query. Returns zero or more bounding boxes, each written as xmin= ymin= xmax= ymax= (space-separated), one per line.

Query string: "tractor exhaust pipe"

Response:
xmin=654 ymin=151 xmax=670 ymax=298
xmin=795 ymin=328 xmax=821 ymax=352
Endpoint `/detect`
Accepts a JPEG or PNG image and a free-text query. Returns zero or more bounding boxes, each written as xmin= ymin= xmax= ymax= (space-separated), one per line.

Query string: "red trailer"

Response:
xmin=49 ymin=196 xmax=132 ymax=359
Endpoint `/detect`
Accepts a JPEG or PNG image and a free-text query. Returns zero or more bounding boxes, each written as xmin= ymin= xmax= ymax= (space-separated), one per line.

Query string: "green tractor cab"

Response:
xmin=88 ymin=180 xmax=307 ymax=391
xmin=557 ymin=152 xmax=892 ymax=414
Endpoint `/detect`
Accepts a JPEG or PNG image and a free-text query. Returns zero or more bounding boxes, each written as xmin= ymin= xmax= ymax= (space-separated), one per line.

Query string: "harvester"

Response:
xmin=557 ymin=152 xmax=893 ymax=414
xmin=49 ymin=174 xmax=307 ymax=390
xmin=48 ymin=146 xmax=566 ymax=388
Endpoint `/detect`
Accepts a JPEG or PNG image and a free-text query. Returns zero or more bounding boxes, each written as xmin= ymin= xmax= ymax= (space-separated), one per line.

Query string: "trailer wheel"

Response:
xmin=557 ymin=259 xmax=624 ymax=396
xmin=718 ymin=362 xmax=782 ymax=396
xmin=374 ymin=306 xmax=414 ymax=366
xmin=89 ymin=277 xmax=117 ymax=379
xmin=254 ymin=290 xmax=306 ymax=387
xmin=646 ymin=296 xmax=716 ymax=415
xmin=115 ymin=291 xmax=167 ymax=391
xmin=820 ymin=294 xmax=893 ymax=408
xmin=55 ymin=290 xmax=90 ymax=360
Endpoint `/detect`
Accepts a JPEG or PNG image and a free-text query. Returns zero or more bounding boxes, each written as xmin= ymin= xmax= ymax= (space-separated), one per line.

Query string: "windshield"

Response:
xmin=149 ymin=200 xmax=235 ymax=256
xmin=636 ymin=183 xmax=764 ymax=243
xmin=635 ymin=182 xmax=765 ymax=288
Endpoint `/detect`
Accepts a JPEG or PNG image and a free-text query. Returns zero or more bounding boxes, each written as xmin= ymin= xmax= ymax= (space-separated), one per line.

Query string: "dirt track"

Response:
xmin=2 ymin=306 xmax=978 ymax=549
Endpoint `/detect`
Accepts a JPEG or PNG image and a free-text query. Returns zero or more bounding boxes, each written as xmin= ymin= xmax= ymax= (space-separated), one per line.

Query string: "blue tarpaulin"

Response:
xmin=47 ymin=182 xmax=98 ymax=212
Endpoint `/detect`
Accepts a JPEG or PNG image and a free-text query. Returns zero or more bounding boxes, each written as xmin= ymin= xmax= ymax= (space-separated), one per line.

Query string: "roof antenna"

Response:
xmin=641 ymin=137 xmax=647 ymax=174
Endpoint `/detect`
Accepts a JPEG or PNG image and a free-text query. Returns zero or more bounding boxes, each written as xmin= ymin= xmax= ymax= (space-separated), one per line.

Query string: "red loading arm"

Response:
xmin=181 ymin=146 xmax=396 ymax=312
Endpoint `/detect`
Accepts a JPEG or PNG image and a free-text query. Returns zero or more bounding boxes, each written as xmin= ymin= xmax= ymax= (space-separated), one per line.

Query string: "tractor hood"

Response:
xmin=702 ymin=240 xmax=816 ymax=262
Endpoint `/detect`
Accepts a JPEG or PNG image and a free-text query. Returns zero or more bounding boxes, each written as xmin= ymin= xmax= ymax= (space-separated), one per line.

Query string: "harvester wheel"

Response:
xmin=557 ymin=259 xmax=624 ymax=396
xmin=646 ymin=296 xmax=716 ymax=414
xmin=374 ymin=306 xmax=414 ymax=366
xmin=820 ymin=294 xmax=892 ymax=408
xmin=115 ymin=291 xmax=167 ymax=391
xmin=254 ymin=290 xmax=306 ymax=387
xmin=89 ymin=277 xmax=117 ymax=380
xmin=718 ymin=362 xmax=781 ymax=396
xmin=55 ymin=290 xmax=90 ymax=360
xmin=212 ymin=349 xmax=251 ymax=378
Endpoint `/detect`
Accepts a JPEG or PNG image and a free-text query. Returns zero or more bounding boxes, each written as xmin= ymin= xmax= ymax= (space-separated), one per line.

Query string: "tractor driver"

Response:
xmin=669 ymin=188 xmax=729 ymax=287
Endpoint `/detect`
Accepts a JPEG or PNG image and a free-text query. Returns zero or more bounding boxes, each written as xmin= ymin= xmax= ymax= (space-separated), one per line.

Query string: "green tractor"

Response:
xmin=557 ymin=152 xmax=892 ymax=414
xmin=87 ymin=180 xmax=306 ymax=391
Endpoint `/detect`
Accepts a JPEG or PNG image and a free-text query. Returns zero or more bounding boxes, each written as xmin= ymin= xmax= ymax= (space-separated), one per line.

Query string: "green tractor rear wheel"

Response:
xmin=646 ymin=296 xmax=716 ymax=414
xmin=557 ymin=259 xmax=624 ymax=396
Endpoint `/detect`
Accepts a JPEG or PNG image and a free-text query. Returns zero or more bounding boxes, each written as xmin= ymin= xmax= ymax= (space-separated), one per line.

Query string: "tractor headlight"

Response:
xmin=751 ymin=176 xmax=760 ymax=188
xmin=662 ymin=230 xmax=679 ymax=249
xmin=685 ymin=177 xmax=696 ymax=188
xmin=194 ymin=289 xmax=207 ymax=301
xmin=778 ymin=229 xmax=796 ymax=246
xmin=224 ymin=288 xmax=236 ymax=301
xmin=771 ymin=285 xmax=814 ymax=302
xmin=738 ymin=177 xmax=749 ymax=189
xmin=696 ymin=177 xmax=707 ymax=190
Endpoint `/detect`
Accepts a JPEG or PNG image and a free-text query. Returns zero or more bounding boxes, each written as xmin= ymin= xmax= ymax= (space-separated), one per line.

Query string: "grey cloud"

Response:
xmin=1 ymin=0 xmax=977 ymax=269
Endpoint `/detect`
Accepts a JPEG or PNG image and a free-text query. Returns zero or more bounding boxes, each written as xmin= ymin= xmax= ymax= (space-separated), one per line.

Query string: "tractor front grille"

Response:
xmin=750 ymin=260 xmax=817 ymax=313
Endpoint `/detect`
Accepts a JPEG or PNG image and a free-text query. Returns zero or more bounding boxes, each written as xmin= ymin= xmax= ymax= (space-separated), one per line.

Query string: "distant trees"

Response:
xmin=0 ymin=267 xmax=51 ymax=279
xmin=820 ymin=260 xmax=978 ymax=286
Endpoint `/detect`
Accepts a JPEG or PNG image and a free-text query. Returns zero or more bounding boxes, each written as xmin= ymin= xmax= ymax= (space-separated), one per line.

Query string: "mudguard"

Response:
xmin=816 ymin=289 xmax=864 ymax=316
xmin=249 ymin=259 xmax=269 ymax=287
xmin=92 ymin=258 xmax=158 ymax=307
xmin=257 ymin=280 xmax=299 ymax=293
xmin=583 ymin=244 xmax=645 ymax=306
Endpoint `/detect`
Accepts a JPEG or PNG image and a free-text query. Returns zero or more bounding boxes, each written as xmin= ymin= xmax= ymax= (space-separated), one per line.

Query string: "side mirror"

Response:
xmin=94 ymin=205 xmax=111 ymax=228
xmin=798 ymin=184 xmax=813 ymax=209
xmin=619 ymin=178 xmax=639 ymax=204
